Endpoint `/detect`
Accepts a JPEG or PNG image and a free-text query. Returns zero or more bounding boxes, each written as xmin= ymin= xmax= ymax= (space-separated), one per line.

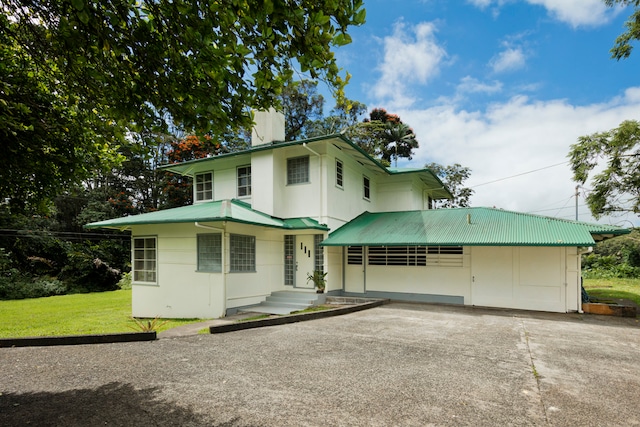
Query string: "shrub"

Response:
xmin=117 ymin=271 xmax=132 ymax=290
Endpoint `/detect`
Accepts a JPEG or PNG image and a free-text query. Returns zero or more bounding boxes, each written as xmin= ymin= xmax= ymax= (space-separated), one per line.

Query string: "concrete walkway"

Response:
xmin=157 ymin=312 xmax=269 ymax=338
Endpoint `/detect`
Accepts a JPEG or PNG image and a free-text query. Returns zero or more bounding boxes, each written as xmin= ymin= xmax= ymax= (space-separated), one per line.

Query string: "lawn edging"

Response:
xmin=210 ymin=298 xmax=389 ymax=334
xmin=0 ymin=331 xmax=157 ymax=348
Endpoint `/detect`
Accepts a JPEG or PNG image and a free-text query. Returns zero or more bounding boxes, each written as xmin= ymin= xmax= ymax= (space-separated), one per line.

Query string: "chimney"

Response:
xmin=251 ymin=108 xmax=285 ymax=147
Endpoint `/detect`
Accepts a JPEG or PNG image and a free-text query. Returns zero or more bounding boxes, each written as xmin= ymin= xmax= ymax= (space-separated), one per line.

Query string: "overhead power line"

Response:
xmin=470 ymin=161 xmax=569 ymax=188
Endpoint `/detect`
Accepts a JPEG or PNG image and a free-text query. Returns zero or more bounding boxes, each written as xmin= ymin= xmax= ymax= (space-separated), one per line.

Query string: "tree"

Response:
xmin=604 ymin=0 xmax=640 ymax=59
xmin=569 ymin=120 xmax=640 ymax=218
xmin=279 ymin=80 xmax=325 ymax=141
xmin=425 ymin=163 xmax=474 ymax=208
xmin=1 ymin=0 xmax=365 ymax=210
xmin=345 ymin=108 xmax=419 ymax=165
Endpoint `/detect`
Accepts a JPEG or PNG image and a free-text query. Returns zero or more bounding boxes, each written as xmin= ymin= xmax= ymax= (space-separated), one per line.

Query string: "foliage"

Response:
xmin=425 ymin=163 xmax=474 ymax=208
xmin=582 ymin=229 xmax=640 ymax=278
xmin=279 ymin=79 xmax=325 ymax=141
xmin=569 ymin=120 xmax=640 ymax=218
xmin=583 ymin=277 xmax=640 ymax=307
xmin=118 ymin=272 xmax=132 ymax=290
xmin=0 ymin=16 xmax=121 ymax=212
xmin=4 ymin=0 xmax=365 ymax=134
xmin=307 ymin=270 xmax=327 ymax=291
xmin=0 ymin=290 xmax=206 ymax=338
xmin=129 ymin=316 xmax=169 ymax=332
xmin=604 ymin=0 xmax=640 ymax=59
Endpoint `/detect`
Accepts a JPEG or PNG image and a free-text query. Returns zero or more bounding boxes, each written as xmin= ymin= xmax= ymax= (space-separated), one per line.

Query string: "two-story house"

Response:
xmin=87 ymin=109 xmax=628 ymax=318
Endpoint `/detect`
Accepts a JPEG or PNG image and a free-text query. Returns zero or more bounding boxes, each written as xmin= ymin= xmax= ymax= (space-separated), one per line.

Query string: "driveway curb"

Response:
xmin=210 ymin=298 xmax=389 ymax=334
xmin=0 ymin=331 xmax=157 ymax=348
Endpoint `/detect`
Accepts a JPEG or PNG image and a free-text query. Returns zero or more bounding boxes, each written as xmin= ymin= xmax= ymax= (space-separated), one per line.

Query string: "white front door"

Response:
xmin=295 ymin=235 xmax=315 ymax=289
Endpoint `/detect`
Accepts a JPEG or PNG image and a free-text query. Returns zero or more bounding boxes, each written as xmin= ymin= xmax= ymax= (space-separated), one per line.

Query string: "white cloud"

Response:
xmin=372 ymin=21 xmax=447 ymax=108
xmin=469 ymin=0 xmax=617 ymax=27
xmin=490 ymin=47 xmax=526 ymax=73
xmin=395 ymin=88 xmax=640 ymax=226
xmin=457 ymin=76 xmax=503 ymax=94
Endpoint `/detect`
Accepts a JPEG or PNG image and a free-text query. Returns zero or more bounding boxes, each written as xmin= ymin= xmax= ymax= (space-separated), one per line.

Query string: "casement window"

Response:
xmin=195 ymin=172 xmax=213 ymax=202
xmin=284 ymin=235 xmax=295 ymax=285
xmin=426 ymin=246 xmax=464 ymax=267
xmin=133 ymin=237 xmax=157 ymax=283
xmin=287 ymin=156 xmax=310 ymax=184
xmin=230 ymin=234 xmax=256 ymax=272
xmin=347 ymin=246 xmax=363 ymax=265
xmin=197 ymin=234 xmax=222 ymax=272
xmin=363 ymin=176 xmax=370 ymax=200
xmin=237 ymin=165 xmax=251 ymax=197
xmin=368 ymin=246 xmax=426 ymax=266
xmin=336 ymin=159 xmax=343 ymax=188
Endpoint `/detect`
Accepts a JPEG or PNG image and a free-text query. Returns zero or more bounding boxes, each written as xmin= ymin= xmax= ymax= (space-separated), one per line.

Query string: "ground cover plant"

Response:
xmin=0 ymin=290 xmax=204 ymax=338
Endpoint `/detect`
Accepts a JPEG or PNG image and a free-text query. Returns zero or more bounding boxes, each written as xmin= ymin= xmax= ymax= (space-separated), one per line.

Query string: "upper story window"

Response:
xmin=195 ymin=172 xmax=213 ymax=202
xmin=363 ymin=176 xmax=370 ymax=201
xmin=287 ymin=156 xmax=309 ymax=185
xmin=237 ymin=165 xmax=251 ymax=197
xmin=336 ymin=159 xmax=343 ymax=189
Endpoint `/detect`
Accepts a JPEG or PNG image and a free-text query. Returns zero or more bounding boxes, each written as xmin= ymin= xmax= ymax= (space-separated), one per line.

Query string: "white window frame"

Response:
xmin=133 ymin=236 xmax=157 ymax=284
xmin=195 ymin=172 xmax=213 ymax=202
xmin=230 ymin=234 xmax=256 ymax=273
xmin=336 ymin=159 xmax=344 ymax=189
xmin=197 ymin=234 xmax=222 ymax=272
xmin=363 ymin=175 xmax=371 ymax=201
xmin=237 ymin=165 xmax=251 ymax=198
xmin=287 ymin=156 xmax=310 ymax=185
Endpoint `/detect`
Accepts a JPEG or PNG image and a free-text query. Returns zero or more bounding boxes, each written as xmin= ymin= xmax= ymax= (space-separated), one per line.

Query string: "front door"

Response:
xmin=295 ymin=235 xmax=315 ymax=289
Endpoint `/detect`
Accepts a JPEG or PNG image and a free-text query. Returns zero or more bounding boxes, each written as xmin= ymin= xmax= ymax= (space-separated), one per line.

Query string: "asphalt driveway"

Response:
xmin=1 ymin=303 xmax=639 ymax=426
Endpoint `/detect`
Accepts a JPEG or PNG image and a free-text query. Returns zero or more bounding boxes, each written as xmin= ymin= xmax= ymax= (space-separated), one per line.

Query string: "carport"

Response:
xmin=322 ymin=207 xmax=629 ymax=313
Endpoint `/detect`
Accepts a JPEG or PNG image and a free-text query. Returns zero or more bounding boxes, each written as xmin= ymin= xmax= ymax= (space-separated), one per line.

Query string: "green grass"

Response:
xmin=583 ymin=278 xmax=640 ymax=307
xmin=291 ymin=304 xmax=336 ymax=314
xmin=0 ymin=290 xmax=206 ymax=338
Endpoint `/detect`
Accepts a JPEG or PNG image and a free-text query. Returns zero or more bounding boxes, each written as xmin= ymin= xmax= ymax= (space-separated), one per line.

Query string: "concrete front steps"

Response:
xmin=238 ymin=290 xmax=326 ymax=315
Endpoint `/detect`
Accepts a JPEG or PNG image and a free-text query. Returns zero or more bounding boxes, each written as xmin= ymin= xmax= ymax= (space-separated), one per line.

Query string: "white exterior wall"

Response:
xmin=130 ymin=222 xmax=291 ymax=319
xmin=130 ymin=224 xmax=226 ymax=319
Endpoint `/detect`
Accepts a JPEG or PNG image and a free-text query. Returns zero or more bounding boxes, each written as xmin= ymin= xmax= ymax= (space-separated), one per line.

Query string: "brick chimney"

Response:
xmin=251 ymin=108 xmax=285 ymax=147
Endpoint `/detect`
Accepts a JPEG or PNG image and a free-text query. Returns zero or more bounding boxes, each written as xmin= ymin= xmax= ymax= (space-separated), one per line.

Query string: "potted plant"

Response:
xmin=307 ymin=270 xmax=327 ymax=293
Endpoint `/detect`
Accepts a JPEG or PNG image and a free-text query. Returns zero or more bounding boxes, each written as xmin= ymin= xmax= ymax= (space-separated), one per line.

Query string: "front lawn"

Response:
xmin=0 ymin=290 xmax=205 ymax=338
xmin=583 ymin=278 xmax=640 ymax=307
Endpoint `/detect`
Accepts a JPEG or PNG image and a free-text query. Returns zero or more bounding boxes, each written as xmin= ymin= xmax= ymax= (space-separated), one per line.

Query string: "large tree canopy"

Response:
xmin=1 ymin=0 xmax=365 ymax=210
xmin=605 ymin=0 xmax=640 ymax=59
xmin=425 ymin=163 xmax=474 ymax=208
xmin=569 ymin=120 xmax=640 ymax=218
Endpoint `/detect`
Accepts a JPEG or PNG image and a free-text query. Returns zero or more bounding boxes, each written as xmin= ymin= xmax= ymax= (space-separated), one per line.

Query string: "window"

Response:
xmin=133 ymin=237 xmax=157 ymax=283
xmin=347 ymin=246 xmax=363 ymax=265
xmin=314 ymin=234 xmax=324 ymax=272
xmin=426 ymin=246 xmax=464 ymax=267
xmin=195 ymin=172 xmax=213 ymax=201
xmin=284 ymin=235 xmax=295 ymax=285
xmin=336 ymin=159 xmax=343 ymax=188
xmin=363 ymin=176 xmax=370 ymax=200
xmin=368 ymin=246 xmax=426 ymax=266
xmin=197 ymin=234 xmax=222 ymax=272
xmin=287 ymin=156 xmax=309 ymax=184
xmin=230 ymin=234 xmax=256 ymax=272
xmin=237 ymin=166 xmax=251 ymax=197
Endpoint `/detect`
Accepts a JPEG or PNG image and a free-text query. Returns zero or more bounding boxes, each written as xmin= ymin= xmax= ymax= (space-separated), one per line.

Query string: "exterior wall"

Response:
xmin=130 ymin=222 xmax=291 ymax=319
xmin=130 ymin=224 xmax=226 ymax=319
xmin=470 ymin=246 xmax=578 ymax=313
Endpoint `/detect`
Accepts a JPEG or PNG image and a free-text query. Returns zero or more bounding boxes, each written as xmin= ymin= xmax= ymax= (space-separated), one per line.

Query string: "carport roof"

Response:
xmin=321 ymin=207 xmax=630 ymax=247
xmin=84 ymin=199 xmax=328 ymax=231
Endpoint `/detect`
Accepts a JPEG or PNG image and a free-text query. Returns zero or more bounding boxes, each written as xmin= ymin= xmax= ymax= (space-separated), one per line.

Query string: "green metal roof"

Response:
xmin=321 ymin=207 xmax=630 ymax=247
xmin=84 ymin=199 xmax=328 ymax=231
xmin=160 ymin=134 xmax=453 ymax=200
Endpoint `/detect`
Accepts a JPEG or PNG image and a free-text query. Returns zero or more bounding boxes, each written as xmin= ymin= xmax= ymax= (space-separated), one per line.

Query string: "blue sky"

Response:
xmin=327 ymin=0 xmax=640 ymax=226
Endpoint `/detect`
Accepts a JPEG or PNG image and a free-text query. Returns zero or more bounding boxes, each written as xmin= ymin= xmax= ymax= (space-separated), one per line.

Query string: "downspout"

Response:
xmin=195 ymin=222 xmax=227 ymax=316
xmin=303 ymin=143 xmax=323 ymax=223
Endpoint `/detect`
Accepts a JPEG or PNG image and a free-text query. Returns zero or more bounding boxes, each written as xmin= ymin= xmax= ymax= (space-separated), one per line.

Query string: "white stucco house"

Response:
xmin=86 ymin=109 xmax=629 ymax=318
